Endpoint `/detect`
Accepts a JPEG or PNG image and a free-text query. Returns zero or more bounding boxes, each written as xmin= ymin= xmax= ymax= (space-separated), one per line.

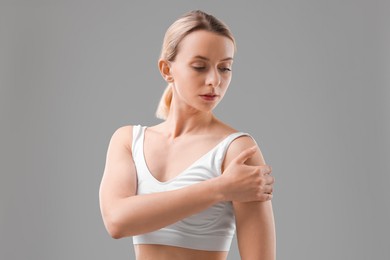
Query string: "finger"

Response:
xmin=260 ymin=165 xmax=272 ymax=175
xmin=235 ymin=145 xmax=257 ymax=164
xmin=264 ymin=174 xmax=275 ymax=185
xmin=258 ymin=193 xmax=273 ymax=202
xmin=263 ymin=184 xmax=273 ymax=194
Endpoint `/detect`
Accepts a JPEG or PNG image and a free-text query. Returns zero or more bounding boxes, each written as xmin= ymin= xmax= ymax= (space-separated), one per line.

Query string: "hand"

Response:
xmin=219 ymin=146 xmax=274 ymax=202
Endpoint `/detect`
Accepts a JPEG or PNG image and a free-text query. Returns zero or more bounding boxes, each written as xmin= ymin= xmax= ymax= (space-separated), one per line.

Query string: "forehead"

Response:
xmin=175 ymin=30 xmax=235 ymax=61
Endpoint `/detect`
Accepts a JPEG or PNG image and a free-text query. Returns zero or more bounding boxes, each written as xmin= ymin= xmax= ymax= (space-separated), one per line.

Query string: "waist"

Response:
xmin=133 ymin=226 xmax=234 ymax=251
xmin=134 ymin=244 xmax=228 ymax=260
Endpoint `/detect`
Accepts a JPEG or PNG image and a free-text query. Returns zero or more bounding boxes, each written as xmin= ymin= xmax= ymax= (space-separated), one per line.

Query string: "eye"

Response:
xmin=219 ymin=67 xmax=232 ymax=72
xmin=192 ymin=66 xmax=206 ymax=71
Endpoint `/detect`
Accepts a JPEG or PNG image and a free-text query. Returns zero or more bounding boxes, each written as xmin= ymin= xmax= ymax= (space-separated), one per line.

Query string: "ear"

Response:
xmin=158 ymin=59 xmax=174 ymax=83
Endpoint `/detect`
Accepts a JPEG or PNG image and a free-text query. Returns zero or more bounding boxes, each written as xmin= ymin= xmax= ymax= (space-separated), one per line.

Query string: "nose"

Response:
xmin=206 ymin=68 xmax=221 ymax=87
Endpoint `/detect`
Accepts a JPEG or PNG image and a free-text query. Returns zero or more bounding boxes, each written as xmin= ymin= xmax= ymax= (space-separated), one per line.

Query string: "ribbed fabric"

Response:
xmin=131 ymin=125 xmax=251 ymax=251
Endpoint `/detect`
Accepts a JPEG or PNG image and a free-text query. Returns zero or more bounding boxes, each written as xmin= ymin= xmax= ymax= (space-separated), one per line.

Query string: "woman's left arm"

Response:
xmin=223 ymin=136 xmax=276 ymax=260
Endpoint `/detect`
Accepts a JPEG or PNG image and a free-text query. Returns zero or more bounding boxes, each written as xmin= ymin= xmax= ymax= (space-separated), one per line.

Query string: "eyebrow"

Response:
xmin=192 ymin=55 xmax=233 ymax=62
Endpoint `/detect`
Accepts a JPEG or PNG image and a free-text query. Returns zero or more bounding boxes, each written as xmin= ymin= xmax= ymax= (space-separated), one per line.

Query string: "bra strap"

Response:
xmin=216 ymin=132 xmax=257 ymax=174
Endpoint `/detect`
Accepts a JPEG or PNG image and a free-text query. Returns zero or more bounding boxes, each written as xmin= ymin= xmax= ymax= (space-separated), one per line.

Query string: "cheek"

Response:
xmin=221 ymin=74 xmax=232 ymax=87
xmin=174 ymin=67 xmax=201 ymax=82
xmin=184 ymin=72 xmax=207 ymax=86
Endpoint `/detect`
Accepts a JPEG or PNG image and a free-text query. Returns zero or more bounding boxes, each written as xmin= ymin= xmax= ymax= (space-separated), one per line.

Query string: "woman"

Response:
xmin=99 ymin=10 xmax=276 ymax=260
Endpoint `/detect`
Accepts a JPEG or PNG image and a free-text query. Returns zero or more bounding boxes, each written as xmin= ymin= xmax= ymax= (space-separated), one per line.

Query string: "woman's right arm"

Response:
xmin=99 ymin=125 xmax=272 ymax=239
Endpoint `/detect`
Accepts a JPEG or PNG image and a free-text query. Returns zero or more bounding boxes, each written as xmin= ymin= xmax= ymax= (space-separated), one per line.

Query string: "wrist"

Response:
xmin=207 ymin=176 xmax=227 ymax=203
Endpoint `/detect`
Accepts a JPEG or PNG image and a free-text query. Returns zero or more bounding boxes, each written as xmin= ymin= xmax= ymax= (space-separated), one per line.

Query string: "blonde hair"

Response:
xmin=155 ymin=10 xmax=236 ymax=120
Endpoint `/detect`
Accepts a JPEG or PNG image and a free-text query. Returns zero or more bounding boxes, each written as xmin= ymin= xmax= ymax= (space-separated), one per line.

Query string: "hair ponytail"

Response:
xmin=155 ymin=84 xmax=173 ymax=120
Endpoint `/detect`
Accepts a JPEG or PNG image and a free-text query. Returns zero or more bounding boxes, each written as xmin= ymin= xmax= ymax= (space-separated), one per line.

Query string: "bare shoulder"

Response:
xmin=222 ymin=133 xmax=266 ymax=171
xmin=111 ymin=124 xmax=133 ymax=139
xmin=108 ymin=125 xmax=133 ymax=151
xmin=100 ymin=124 xmax=137 ymax=199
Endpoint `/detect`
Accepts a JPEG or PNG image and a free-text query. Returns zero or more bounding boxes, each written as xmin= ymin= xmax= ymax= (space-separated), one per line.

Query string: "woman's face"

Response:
xmin=168 ymin=30 xmax=235 ymax=114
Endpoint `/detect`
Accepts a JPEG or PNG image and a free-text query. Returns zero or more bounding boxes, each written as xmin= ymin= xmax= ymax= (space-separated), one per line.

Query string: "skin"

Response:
xmin=99 ymin=30 xmax=276 ymax=260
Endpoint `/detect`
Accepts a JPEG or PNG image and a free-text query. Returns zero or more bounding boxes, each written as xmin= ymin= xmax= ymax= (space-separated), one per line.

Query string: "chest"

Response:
xmin=143 ymin=133 xmax=223 ymax=182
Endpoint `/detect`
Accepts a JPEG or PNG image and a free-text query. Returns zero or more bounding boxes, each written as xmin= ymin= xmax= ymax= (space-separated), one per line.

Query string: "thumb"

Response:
xmin=235 ymin=145 xmax=257 ymax=164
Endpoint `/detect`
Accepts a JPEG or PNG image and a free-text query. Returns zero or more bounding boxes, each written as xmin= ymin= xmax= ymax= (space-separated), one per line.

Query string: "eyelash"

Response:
xmin=220 ymin=67 xmax=232 ymax=72
xmin=193 ymin=67 xmax=231 ymax=72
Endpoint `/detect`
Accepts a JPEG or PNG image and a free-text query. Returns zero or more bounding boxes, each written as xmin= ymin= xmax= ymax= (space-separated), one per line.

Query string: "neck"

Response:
xmin=162 ymin=101 xmax=216 ymax=139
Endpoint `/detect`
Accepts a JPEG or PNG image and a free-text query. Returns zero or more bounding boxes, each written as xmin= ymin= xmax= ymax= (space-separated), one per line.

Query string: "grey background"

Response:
xmin=1 ymin=0 xmax=389 ymax=259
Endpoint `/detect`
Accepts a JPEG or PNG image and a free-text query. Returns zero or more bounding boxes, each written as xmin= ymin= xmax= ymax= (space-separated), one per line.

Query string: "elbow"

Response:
xmin=105 ymin=218 xmax=125 ymax=239
xmin=102 ymin=213 xmax=127 ymax=239
xmin=103 ymin=211 xmax=141 ymax=239
xmin=110 ymin=232 xmax=124 ymax=240
xmin=107 ymin=224 xmax=123 ymax=239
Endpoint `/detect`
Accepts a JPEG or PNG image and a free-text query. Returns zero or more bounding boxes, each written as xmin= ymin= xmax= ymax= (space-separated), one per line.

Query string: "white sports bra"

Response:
xmin=131 ymin=125 xmax=251 ymax=251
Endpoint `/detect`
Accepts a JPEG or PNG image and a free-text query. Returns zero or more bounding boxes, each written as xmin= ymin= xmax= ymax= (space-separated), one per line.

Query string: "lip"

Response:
xmin=199 ymin=94 xmax=219 ymax=101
